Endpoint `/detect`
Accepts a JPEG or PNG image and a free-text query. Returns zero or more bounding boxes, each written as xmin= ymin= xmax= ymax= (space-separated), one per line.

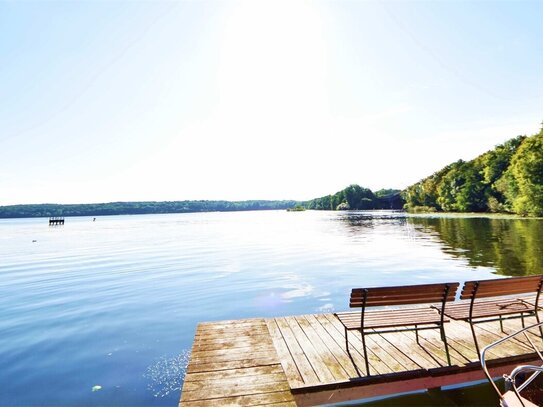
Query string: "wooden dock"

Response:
xmin=179 ymin=313 xmax=543 ymax=406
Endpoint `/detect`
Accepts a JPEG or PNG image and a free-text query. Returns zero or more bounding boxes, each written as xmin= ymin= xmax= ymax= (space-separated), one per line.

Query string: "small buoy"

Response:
xmin=92 ymin=385 xmax=102 ymax=392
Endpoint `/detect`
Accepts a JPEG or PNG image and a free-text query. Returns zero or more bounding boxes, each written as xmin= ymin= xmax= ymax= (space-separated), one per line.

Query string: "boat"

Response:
xmin=481 ymin=320 xmax=543 ymax=406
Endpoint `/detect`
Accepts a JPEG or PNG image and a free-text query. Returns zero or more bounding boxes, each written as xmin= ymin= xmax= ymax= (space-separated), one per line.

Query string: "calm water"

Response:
xmin=2 ymin=210 xmax=542 ymax=406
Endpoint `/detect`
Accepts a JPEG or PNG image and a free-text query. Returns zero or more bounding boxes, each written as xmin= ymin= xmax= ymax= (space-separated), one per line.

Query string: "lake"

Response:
xmin=2 ymin=210 xmax=542 ymax=406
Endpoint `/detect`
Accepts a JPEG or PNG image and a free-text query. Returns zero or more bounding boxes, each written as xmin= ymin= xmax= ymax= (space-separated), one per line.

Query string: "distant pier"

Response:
xmin=49 ymin=217 xmax=64 ymax=226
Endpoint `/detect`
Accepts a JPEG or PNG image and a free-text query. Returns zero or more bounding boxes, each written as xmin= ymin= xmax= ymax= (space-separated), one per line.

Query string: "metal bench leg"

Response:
xmin=361 ymin=329 xmax=370 ymax=376
xmin=415 ymin=325 xmax=419 ymax=344
xmin=499 ymin=315 xmax=504 ymax=333
xmin=469 ymin=322 xmax=481 ymax=360
xmin=521 ymin=313 xmax=526 ymax=329
xmin=440 ymin=324 xmax=451 ymax=366
xmin=535 ymin=310 xmax=543 ymax=346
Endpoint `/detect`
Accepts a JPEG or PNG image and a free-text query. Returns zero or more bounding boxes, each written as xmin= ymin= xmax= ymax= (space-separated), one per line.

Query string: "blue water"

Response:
xmin=0 ymin=211 xmax=509 ymax=406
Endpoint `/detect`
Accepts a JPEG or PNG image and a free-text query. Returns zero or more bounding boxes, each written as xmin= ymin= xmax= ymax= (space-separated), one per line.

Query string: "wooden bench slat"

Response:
xmin=351 ymin=292 xmax=457 ymax=301
xmin=460 ymin=288 xmax=541 ymax=300
xmin=460 ymin=277 xmax=543 ymax=299
xmin=351 ymin=296 xmax=450 ymax=307
xmin=336 ymin=307 xmax=447 ymax=330
xmin=351 ymin=291 xmax=457 ymax=299
xmin=463 ymin=280 xmax=542 ymax=291
xmin=352 ymin=282 xmax=459 ymax=296
xmin=350 ymin=291 xmax=457 ymax=300
xmin=350 ymin=283 xmax=459 ymax=307
xmin=338 ymin=281 xmax=460 ymax=375
xmin=442 ymin=298 xmax=534 ymax=320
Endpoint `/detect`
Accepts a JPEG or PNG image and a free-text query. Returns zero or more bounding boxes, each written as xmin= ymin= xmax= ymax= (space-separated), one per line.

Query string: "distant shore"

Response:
xmin=0 ymin=200 xmax=302 ymax=219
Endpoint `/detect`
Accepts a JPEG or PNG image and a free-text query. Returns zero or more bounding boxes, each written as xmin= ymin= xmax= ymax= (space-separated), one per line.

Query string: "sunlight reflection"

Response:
xmin=144 ymin=350 xmax=190 ymax=398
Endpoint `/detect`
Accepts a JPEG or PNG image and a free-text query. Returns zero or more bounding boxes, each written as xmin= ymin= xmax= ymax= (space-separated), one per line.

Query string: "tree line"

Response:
xmin=403 ymin=126 xmax=543 ymax=216
xmin=3 ymin=127 xmax=541 ymax=218
xmin=305 ymin=185 xmax=403 ymax=210
xmin=0 ymin=200 xmax=300 ymax=218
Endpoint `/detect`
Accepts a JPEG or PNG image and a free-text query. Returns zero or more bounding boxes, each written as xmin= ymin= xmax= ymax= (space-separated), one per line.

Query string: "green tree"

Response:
xmin=436 ymin=161 xmax=486 ymax=212
xmin=507 ymin=130 xmax=543 ymax=216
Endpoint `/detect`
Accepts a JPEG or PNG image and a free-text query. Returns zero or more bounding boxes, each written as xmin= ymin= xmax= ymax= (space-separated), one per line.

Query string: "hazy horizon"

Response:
xmin=2 ymin=1 xmax=542 ymax=205
xmin=0 ymin=184 xmax=399 ymax=207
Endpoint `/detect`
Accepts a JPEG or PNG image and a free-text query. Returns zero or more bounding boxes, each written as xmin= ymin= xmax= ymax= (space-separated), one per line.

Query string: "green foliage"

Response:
xmin=306 ymin=185 xmax=403 ymax=210
xmin=402 ymin=129 xmax=543 ymax=216
xmin=0 ymin=200 xmax=301 ymax=219
xmin=506 ymin=132 xmax=543 ymax=216
xmin=436 ymin=160 xmax=486 ymax=212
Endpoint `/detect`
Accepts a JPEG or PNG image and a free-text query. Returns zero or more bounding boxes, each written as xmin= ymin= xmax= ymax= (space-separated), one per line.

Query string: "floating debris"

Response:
xmin=91 ymin=385 xmax=102 ymax=392
xmin=144 ymin=350 xmax=190 ymax=398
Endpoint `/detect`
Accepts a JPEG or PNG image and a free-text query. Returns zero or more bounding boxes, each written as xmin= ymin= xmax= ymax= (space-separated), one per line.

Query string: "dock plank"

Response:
xmin=266 ymin=319 xmax=305 ymax=388
xmin=321 ymin=312 xmax=396 ymax=375
xmin=180 ymin=392 xmax=295 ymax=407
xmin=295 ymin=315 xmax=351 ymax=381
xmin=181 ymin=313 xmax=543 ymax=406
xmin=284 ymin=316 xmax=337 ymax=383
xmin=275 ymin=317 xmax=320 ymax=386
xmin=187 ymin=357 xmax=279 ymax=374
xmin=303 ymin=314 xmax=360 ymax=378
xmin=180 ymin=318 xmax=296 ymax=406
xmin=184 ymin=365 xmax=284 ymax=383
xmin=312 ymin=313 xmax=372 ymax=377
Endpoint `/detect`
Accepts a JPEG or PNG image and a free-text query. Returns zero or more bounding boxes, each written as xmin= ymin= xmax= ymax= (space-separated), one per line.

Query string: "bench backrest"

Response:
xmin=460 ymin=275 xmax=543 ymax=300
xmin=350 ymin=282 xmax=459 ymax=308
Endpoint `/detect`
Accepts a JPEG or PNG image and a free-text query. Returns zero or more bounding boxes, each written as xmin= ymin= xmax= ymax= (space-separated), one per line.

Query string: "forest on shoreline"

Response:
xmin=0 ymin=200 xmax=300 ymax=218
xmin=402 ymin=126 xmax=543 ymax=217
xmin=1 ymin=127 xmax=541 ymax=219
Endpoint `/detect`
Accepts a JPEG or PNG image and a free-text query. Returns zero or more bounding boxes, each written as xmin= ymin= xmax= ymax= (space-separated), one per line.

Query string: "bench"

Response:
xmin=335 ymin=282 xmax=459 ymax=375
xmin=436 ymin=275 xmax=543 ymax=358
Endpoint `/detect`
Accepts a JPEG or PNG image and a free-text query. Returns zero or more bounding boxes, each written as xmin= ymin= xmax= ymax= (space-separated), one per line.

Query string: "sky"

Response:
xmin=1 ymin=0 xmax=543 ymax=205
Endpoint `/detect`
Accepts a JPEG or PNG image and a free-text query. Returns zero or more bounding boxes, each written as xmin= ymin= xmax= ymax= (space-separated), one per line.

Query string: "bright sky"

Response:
xmin=1 ymin=1 xmax=542 ymax=205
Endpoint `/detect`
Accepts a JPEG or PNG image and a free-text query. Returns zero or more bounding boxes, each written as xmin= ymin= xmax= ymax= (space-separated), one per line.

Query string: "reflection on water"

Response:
xmin=408 ymin=215 xmax=543 ymax=276
xmin=1 ymin=211 xmax=542 ymax=406
xmin=144 ymin=350 xmax=191 ymax=398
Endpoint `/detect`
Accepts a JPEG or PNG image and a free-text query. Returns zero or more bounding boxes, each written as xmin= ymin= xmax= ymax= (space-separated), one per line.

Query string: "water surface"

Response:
xmin=1 ymin=210 xmax=541 ymax=406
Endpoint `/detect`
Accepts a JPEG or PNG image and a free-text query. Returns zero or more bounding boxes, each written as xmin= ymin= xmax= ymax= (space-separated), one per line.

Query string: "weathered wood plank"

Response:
xmin=187 ymin=357 xmax=279 ymax=374
xmin=275 ymin=317 xmax=320 ymax=386
xmin=321 ymin=313 xmax=395 ymax=375
xmin=182 ymin=313 xmax=543 ymax=407
xmin=179 ymin=391 xmax=294 ymax=407
xmin=189 ymin=349 xmax=275 ymax=364
xmin=190 ymin=346 xmax=275 ymax=360
xmin=410 ymin=327 xmax=469 ymax=366
xmin=266 ymin=319 xmax=305 ymax=388
xmin=184 ymin=364 xmax=284 ymax=383
xmin=295 ymin=315 xmax=351 ymax=381
xmin=181 ymin=381 xmax=291 ymax=401
xmin=313 ymin=313 xmax=372 ymax=377
xmin=182 ymin=372 xmax=288 ymax=392
xmin=304 ymin=314 xmax=359 ymax=378
xmin=375 ymin=327 xmax=444 ymax=370
xmin=438 ymin=320 xmax=499 ymax=362
xmin=319 ymin=313 xmax=391 ymax=375
xmin=194 ymin=327 xmax=269 ymax=338
xmin=181 ymin=318 xmax=296 ymax=407
xmin=193 ymin=334 xmax=271 ymax=347
xmin=284 ymin=316 xmax=337 ymax=383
